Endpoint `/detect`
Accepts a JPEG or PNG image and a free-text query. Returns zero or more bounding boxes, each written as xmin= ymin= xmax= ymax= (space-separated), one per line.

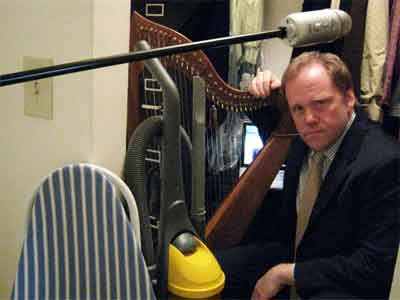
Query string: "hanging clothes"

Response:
xmin=330 ymin=0 xmax=341 ymax=9
xmin=381 ymin=0 xmax=400 ymax=108
xmin=341 ymin=0 xmax=369 ymax=99
xmin=228 ymin=0 xmax=264 ymax=86
xmin=360 ymin=0 xmax=389 ymax=121
xmin=390 ymin=76 xmax=400 ymax=117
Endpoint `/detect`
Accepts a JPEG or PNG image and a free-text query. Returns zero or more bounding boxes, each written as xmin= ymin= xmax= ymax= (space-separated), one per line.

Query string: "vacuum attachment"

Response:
xmin=168 ymin=235 xmax=225 ymax=299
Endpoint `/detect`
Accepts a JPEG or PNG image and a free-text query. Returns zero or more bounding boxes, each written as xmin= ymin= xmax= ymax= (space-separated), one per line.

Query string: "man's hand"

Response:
xmin=251 ymin=263 xmax=295 ymax=300
xmin=248 ymin=70 xmax=281 ymax=98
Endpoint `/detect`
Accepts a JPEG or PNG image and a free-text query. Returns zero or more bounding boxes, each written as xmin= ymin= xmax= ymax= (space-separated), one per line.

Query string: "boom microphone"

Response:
xmin=282 ymin=9 xmax=352 ymax=47
xmin=0 ymin=9 xmax=352 ymax=86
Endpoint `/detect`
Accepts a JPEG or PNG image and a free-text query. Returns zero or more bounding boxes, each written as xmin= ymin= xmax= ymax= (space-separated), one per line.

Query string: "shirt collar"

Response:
xmin=310 ymin=111 xmax=356 ymax=162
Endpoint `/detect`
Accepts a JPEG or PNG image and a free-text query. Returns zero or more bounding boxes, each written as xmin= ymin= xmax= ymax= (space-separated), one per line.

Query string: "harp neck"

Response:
xmin=133 ymin=11 xmax=277 ymax=112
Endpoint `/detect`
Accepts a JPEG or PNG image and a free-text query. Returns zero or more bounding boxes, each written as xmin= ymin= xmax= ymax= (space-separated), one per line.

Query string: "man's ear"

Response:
xmin=345 ymin=89 xmax=357 ymax=109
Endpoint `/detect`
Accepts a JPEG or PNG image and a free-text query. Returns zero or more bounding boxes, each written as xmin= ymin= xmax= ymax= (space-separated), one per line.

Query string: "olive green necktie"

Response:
xmin=291 ymin=152 xmax=325 ymax=300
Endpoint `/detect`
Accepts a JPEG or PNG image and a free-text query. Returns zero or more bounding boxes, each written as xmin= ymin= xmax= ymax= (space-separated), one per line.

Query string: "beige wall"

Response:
xmin=0 ymin=0 xmax=130 ymax=297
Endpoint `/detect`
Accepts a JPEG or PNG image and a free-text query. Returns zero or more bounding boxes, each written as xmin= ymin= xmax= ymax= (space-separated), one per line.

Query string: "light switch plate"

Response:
xmin=23 ymin=56 xmax=54 ymax=120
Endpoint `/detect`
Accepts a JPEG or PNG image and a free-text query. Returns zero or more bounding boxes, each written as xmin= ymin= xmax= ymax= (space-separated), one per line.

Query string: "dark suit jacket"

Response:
xmin=267 ymin=110 xmax=400 ymax=299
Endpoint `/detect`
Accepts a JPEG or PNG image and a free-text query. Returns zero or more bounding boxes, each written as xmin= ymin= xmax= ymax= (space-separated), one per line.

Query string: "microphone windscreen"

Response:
xmin=282 ymin=9 xmax=352 ymax=48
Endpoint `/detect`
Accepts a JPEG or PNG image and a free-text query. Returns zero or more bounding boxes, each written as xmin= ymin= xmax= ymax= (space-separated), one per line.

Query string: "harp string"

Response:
xmin=138 ymin=36 xmax=240 ymax=222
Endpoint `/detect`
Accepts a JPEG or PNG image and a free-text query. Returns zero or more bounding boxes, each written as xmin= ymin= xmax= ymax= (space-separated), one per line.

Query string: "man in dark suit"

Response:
xmin=217 ymin=52 xmax=399 ymax=299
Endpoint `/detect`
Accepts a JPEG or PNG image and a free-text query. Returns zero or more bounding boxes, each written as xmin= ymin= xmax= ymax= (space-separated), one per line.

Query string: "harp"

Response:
xmin=127 ymin=12 xmax=296 ymax=251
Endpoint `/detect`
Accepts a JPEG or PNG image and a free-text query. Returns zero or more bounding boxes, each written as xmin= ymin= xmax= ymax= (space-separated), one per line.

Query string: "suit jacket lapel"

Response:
xmin=283 ymin=137 xmax=308 ymax=247
xmin=285 ymin=138 xmax=307 ymax=202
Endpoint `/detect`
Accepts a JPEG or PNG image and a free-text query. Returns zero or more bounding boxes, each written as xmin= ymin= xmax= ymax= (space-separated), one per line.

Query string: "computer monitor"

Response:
xmin=240 ymin=122 xmax=285 ymax=190
xmin=242 ymin=123 xmax=264 ymax=167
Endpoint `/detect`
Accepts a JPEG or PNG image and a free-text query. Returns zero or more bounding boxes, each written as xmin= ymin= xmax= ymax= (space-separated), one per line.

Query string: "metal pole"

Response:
xmin=0 ymin=28 xmax=286 ymax=87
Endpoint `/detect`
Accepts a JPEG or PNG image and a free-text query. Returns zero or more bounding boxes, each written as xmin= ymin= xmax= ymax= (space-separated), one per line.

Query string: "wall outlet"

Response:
xmin=23 ymin=56 xmax=54 ymax=120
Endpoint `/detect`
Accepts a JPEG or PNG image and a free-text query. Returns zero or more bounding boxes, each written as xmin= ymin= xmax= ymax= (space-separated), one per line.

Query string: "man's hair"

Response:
xmin=281 ymin=51 xmax=354 ymax=98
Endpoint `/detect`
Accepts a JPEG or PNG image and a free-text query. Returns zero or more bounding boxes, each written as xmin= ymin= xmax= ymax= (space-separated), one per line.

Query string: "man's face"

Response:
xmin=285 ymin=63 xmax=356 ymax=152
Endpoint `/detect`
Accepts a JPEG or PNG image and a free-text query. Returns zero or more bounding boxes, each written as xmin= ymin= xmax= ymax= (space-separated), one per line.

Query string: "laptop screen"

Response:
xmin=242 ymin=123 xmax=264 ymax=166
xmin=240 ymin=122 xmax=285 ymax=190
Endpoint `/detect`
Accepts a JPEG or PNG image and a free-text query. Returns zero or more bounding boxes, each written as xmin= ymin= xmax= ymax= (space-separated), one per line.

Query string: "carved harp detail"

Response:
xmin=131 ymin=12 xmax=284 ymax=110
xmin=128 ymin=11 xmax=296 ymax=250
